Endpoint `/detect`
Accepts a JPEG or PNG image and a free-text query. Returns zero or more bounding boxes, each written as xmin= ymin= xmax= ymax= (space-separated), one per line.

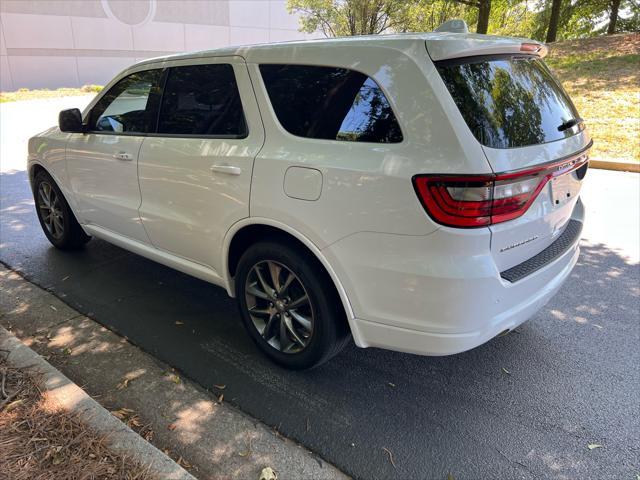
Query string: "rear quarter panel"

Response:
xmin=246 ymin=40 xmax=491 ymax=249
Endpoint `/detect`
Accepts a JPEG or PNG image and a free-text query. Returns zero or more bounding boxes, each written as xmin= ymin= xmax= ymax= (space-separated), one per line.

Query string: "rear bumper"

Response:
xmin=324 ymin=200 xmax=584 ymax=356
xmin=352 ymin=244 xmax=578 ymax=356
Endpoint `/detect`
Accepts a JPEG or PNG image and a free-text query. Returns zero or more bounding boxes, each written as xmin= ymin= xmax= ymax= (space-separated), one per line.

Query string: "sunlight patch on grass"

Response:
xmin=547 ymin=34 xmax=639 ymax=163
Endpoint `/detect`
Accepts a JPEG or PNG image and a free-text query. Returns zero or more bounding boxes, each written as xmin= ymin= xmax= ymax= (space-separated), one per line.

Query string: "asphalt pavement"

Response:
xmin=1 ymin=99 xmax=639 ymax=479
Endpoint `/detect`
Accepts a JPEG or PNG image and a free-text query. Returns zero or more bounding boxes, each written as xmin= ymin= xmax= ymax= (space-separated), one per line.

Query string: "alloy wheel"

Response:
xmin=37 ymin=181 xmax=64 ymax=239
xmin=244 ymin=260 xmax=314 ymax=354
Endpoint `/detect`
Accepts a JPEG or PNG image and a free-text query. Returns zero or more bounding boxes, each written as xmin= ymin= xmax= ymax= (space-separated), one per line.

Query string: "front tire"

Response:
xmin=236 ymin=241 xmax=350 ymax=369
xmin=33 ymin=170 xmax=90 ymax=250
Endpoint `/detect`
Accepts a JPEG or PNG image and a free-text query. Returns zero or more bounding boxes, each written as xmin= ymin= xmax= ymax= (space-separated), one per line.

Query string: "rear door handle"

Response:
xmin=210 ymin=165 xmax=242 ymax=176
xmin=113 ymin=152 xmax=133 ymax=161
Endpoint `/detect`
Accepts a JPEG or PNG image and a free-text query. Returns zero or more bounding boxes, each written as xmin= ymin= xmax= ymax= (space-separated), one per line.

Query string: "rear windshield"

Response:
xmin=436 ymin=55 xmax=581 ymax=149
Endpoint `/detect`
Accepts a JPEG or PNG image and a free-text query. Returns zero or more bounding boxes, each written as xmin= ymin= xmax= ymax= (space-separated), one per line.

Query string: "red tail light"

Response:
xmin=413 ymin=153 xmax=588 ymax=228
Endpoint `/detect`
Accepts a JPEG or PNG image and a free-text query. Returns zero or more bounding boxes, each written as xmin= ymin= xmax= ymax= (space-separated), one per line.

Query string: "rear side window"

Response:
xmin=436 ymin=55 xmax=581 ymax=149
xmin=260 ymin=64 xmax=402 ymax=143
xmin=157 ymin=64 xmax=247 ymax=137
xmin=90 ymin=69 xmax=162 ymax=134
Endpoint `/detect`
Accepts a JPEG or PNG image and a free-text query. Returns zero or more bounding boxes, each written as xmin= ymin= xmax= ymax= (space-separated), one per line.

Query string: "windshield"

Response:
xmin=436 ymin=55 xmax=582 ymax=149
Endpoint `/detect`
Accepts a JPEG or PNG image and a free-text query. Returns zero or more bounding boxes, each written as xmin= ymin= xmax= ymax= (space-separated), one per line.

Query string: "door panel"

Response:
xmin=66 ymin=134 xmax=148 ymax=241
xmin=66 ymin=68 xmax=163 ymax=243
xmin=138 ymin=58 xmax=264 ymax=273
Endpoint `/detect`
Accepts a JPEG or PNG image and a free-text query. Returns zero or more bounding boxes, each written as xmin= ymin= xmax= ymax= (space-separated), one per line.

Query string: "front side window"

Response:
xmin=157 ymin=64 xmax=247 ymax=137
xmin=436 ymin=55 xmax=582 ymax=149
xmin=90 ymin=69 xmax=162 ymax=134
xmin=259 ymin=64 xmax=402 ymax=143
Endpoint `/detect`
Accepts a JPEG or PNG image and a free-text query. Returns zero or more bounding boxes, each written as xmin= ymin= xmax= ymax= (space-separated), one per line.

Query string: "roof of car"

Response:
xmin=134 ymin=32 xmax=543 ymax=67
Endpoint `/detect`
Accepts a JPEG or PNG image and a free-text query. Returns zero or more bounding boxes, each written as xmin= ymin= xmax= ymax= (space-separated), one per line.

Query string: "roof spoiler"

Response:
xmin=426 ymin=36 xmax=548 ymax=62
xmin=435 ymin=19 xmax=469 ymax=34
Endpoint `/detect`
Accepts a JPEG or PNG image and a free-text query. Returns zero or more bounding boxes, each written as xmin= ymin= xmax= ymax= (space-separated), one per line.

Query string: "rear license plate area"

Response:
xmin=551 ymin=171 xmax=581 ymax=207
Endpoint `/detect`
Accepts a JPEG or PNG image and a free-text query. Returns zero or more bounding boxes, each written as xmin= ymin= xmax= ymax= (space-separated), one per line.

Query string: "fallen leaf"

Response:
xmin=169 ymin=374 xmax=181 ymax=384
xmin=62 ymin=347 xmax=72 ymax=356
xmin=388 ymin=382 xmax=396 ymax=387
xmin=213 ymin=384 xmax=226 ymax=390
xmin=144 ymin=429 xmax=154 ymax=441
xmin=587 ymin=443 xmax=602 ymax=450
xmin=116 ymin=378 xmax=131 ymax=390
xmin=259 ymin=466 xmax=278 ymax=480
xmin=447 ymin=474 xmax=455 ymax=480
xmin=177 ymin=456 xmax=192 ymax=469
xmin=62 ymin=275 xmax=70 ymax=281
xmin=175 ymin=321 xmax=184 ymax=325
xmin=238 ymin=436 xmax=252 ymax=457
xmin=110 ymin=407 xmax=135 ymax=419
xmin=501 ymin=367 xmax=511 ymax=375
xmin=168 ymin=423 xmax=177 ymax=431
xmin=382 ymin=447 xmax=397 ymax=469
xmin=50 ymin=305 xmax=57 ymax=311
xmin=5 ymin=399 xmax=24 ymax=411
xmin=218 ymin=393 xmax=224 ymax=403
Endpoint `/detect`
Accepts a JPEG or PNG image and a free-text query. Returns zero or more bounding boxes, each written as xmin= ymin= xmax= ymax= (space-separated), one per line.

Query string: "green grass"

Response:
xmin=546 ymin=33 xmax=640 ymax=163
xmin=0 ymin=85 xmax=103 ymax=103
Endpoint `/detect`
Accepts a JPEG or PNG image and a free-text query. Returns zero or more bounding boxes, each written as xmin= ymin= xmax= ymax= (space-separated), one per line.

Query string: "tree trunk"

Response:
xmin=607 ymin=0 xmax=621 ymax=34
xmin=476 ymin=0 xmax=491 ymax=34
xmin=546 ymin=0 xmax=563 ymax=43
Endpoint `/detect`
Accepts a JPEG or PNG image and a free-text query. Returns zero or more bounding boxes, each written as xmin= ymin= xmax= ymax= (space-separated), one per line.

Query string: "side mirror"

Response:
xmin=58 ymin=108 xmax=84 ymax=133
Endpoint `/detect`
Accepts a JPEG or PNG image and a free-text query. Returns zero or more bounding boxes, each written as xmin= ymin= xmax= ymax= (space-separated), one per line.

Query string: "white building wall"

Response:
xmin=0 ymin=0 xmax=319 ymax=91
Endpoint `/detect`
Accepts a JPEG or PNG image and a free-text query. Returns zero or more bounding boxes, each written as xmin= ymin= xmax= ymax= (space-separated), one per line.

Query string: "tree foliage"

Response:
xmin=287 ymin=0 xmax=639 ymax=41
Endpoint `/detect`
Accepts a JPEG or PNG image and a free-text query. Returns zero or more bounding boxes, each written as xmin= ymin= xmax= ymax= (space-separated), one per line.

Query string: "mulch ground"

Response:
xmin=0 ymin=355 xmax=155 ymax=480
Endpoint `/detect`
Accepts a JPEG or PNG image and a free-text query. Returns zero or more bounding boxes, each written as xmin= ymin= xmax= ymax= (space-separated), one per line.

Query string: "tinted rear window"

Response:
xmin=436 ymin=55 xmax=581 ymax=149
xmin=260 ymin=64 xmax=402 ymax=143
xmin=158 ymin=64 xmax=247 ymax=137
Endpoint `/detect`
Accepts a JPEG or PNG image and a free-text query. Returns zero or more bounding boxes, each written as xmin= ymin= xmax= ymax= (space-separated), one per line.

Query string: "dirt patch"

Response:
xmin=0 ymin=357 xmax=155 ymax=480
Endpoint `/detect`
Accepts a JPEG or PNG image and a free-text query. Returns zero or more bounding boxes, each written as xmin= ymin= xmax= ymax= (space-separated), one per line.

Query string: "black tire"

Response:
xmin=33 ymin=170 xmax=91 ymax=250
xmin=236 ymin=240 xmax=350 ymax=369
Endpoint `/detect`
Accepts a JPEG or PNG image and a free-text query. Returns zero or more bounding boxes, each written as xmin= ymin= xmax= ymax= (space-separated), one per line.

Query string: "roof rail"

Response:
xmin=435 ymin=19 xmax=469 ymax=34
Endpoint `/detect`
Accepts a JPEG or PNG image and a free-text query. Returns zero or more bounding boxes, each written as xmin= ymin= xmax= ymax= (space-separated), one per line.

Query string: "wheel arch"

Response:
xmin=29 ymin=160 xmax=86 ymax=233
xmin=223 ymin=218 xmax=361 ymax=341
xmin=28 ymin=162 xmax=48 ymax=189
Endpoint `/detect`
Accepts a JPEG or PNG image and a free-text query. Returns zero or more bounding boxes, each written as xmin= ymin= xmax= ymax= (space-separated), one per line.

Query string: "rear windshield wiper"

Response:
xmin=557 ymin=117 xmax=583 ymax=132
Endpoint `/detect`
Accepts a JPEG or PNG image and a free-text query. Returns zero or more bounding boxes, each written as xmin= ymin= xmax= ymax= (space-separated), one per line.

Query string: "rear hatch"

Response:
xmin=427 ymin=36 xmax=591 ymax=273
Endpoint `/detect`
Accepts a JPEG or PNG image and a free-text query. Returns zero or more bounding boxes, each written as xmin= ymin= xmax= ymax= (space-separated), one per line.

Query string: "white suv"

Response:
xmin=28 ymin=32 xmax=590 ymax=369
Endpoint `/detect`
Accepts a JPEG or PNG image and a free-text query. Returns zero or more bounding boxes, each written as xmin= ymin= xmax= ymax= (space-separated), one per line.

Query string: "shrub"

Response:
xmin=80 ymin=84 xmax=103 ymax=93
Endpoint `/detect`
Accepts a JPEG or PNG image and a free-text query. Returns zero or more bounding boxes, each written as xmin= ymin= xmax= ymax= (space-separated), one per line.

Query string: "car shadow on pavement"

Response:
xmin=2 ymin=168 xmax=639 ymax=480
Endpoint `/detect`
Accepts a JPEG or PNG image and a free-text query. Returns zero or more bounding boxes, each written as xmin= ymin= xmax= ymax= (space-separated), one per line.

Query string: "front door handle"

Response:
xmin=113 ymin=152 xmax=133 ymax=161
xmin=210 ymin=165 xmax=241 ymax=176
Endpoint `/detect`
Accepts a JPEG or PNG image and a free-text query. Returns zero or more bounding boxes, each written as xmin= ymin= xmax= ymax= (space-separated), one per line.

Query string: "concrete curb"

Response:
xmin=0 ymin=326 xmax=196 ymax=480
xmin=590 ymin=159 xmax=640 ymax=173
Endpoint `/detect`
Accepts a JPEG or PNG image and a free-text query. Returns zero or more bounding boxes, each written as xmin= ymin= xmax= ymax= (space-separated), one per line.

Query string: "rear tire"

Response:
xmin=33 ymin=170 xmax=90 ymax=250
xmin=236 ymin=241 xmax=350 ymax=369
